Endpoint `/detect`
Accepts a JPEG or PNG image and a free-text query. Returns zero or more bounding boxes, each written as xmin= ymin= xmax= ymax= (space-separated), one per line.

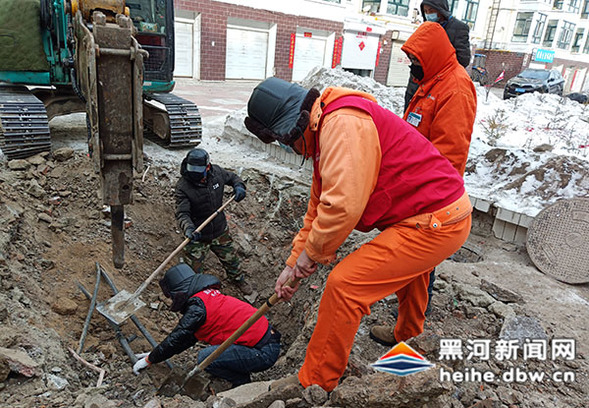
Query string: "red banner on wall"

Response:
xmin=289 ymin=33 xmax=296 ymax=69
xmin=332 ymin=36 xmax=343 ymax=68
xmin=375 ymin=41 xmax=382 ymax=67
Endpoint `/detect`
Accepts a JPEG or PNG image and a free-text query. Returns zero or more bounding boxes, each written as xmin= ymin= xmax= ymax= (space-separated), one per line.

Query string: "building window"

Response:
xmin=463 ymin=0 xmax=479 ymax=24
xmin=512 ymin=12 xmax=534 ymax=42
xmin=553 ymin=0 xmax=564 ymax=9
xmin=557 ymin=21 xmax=575 ymax=49
xmin=531 ymin=13 xmax=547 ymax=44
xmin=582 ymin=0 xmax=589 ymax=18
xmin=449 ymin=0 xmax=458 ymax=13
xmin=362 ymin=0 xmax=381 ymax=13
xmin=568 ymin=0 xmax=580 ymax=12
xmin=583 ymin=34 xmax=589 ymax=53
xmin=571 ymin=28 xmax=585 ymax=52
xmin=543 ymin=20 xmax=558 ymax=47
xmin=386 ymin=0 xmax=410 ymax=16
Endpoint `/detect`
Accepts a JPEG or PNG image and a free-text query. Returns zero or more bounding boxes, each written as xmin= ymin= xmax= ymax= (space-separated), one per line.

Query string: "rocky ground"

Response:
xmin=1 ymin=84 xmax=588 ymax=407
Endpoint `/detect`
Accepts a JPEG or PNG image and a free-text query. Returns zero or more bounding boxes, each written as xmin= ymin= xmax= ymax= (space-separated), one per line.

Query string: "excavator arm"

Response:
xmin=71 ymin=1 xmax=146 ymax=268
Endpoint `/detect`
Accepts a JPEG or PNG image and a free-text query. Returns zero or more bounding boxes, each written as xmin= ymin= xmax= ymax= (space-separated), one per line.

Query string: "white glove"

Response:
xmin=133 ymin=352 xmax=151 ymax=375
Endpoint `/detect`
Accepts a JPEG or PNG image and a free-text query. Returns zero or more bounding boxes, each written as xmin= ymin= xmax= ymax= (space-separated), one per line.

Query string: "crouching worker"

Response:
xmin=132 ymin=264 xmax=281 ymax=387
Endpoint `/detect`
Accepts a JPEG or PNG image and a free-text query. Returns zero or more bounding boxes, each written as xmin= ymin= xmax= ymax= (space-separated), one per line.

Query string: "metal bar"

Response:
xmin=98 ymin=265 xmax=173 ymax=369
xmin=111 ymin=206 xmax=125 ymax=269
xmin=98 ymin=47 xmax=132 ymax=57
xmin=78 ymin=263 xmax=101 ymax=354
xmin=102 ymin=154 xmax=134 ymax=161
xmin=77 ymin=282 xmax=137 ymax=364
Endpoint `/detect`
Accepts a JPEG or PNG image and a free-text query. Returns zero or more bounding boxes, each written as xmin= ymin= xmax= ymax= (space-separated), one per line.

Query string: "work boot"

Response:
xmin=234 ymin=277 xmax=253 ymax=296
xmin=370 ymin=326 xmax=398 ymax=347
xmin=269 ymin=374 xmax=303 ymax=391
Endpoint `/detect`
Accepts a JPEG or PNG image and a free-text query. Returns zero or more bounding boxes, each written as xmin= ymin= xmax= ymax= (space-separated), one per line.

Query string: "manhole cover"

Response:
xmin=526 ymin=198 xmax=589 ymax=284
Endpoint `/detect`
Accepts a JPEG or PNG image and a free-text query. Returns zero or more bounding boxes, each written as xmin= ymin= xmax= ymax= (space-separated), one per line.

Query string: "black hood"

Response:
xmin=421 ymin=0 xmax=451 ymax=19
xmin=244 ymin=77 xmax=320 ymax=147
xmin=159 ymin=264 xmax=221 ymax=312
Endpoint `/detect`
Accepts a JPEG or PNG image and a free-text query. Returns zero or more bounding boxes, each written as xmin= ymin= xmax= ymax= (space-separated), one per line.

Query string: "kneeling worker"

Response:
xmin=132 ymin=264 xmax=281 ymax=387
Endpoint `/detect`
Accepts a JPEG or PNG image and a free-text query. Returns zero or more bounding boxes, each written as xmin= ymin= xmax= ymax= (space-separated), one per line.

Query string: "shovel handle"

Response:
xmin=185 ymin=277 xmax=300 ymax=380
xmin=130 ymin=196 xmax=236 ymax=300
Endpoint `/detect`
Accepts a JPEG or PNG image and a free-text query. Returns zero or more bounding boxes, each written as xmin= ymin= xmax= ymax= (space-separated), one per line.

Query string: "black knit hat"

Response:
xmin=244 ymin=77 xmax=320 ymax=146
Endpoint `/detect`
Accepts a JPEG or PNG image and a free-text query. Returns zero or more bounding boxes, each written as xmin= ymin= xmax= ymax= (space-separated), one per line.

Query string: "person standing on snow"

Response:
xmin=175 ymin=148 xmax=253 ymax=295
xmin=244 ymin=77 xmax=472 ymax=392
xmin=404 ymin=0 xmax=471 ymax=111
xmin=371 ymin=22 xmax=477 ymax=346
xmin=132 ymin=264 xmax=280 ymax=387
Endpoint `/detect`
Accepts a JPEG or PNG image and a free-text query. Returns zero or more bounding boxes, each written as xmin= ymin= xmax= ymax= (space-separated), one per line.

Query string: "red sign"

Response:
xmin=304 ymin=32 xmax=312 ymax=38
xmin=366 ymin=27 xmax=373 ymax=32
xmin=331 ymin=36 xmax=343 ymax=68
xmin=359 ymin=41 xmax=365 ymax=51
xmin=289 ymin=33 xmax=296 ymax=69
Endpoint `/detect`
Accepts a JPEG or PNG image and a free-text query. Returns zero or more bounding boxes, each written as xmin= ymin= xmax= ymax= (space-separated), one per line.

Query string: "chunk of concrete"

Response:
xmin=0 ymin=347 xmax=41 ymax=377
xmin=217 ymin=380 xmax=272 ymax=406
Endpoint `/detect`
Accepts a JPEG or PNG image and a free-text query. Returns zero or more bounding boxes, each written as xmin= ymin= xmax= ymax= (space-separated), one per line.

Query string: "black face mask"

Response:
xmin=186 ymin=169 xmax=207 ymax=184
xmin=410 ymin=64 xmax=425 ymax=81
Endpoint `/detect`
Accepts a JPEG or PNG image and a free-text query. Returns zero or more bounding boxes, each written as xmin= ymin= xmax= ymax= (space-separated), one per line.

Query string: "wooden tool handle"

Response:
xmin=131 ymin=196 xmax=236 ymax=299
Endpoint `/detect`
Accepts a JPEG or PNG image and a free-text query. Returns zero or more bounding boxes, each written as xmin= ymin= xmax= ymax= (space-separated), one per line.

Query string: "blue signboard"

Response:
xmin=535 ymin=49 xmax=555 ymax=63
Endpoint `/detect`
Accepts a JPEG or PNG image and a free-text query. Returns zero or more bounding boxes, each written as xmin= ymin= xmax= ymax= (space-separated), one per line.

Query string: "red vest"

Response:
xmin=192 ymin=289 xmax=269 ymax=346
xmin=316 ymin=96 xmax=465 ymax=232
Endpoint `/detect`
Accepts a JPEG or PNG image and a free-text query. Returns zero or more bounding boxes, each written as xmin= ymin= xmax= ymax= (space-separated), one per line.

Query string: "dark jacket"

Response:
xmin=148 ymin=273 xmax=221 ymax=364
xmin=175 ymin=164 xmax=245 ymax=241
xmin=404 ymin=0 xmax=471 ymax=110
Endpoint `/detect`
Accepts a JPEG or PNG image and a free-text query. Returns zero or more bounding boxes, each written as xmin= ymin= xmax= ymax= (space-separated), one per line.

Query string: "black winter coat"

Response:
xmin=404 ymin=0 xmax=471 ymax=110
xmin=175 ymin=164 xmax=245 ymax=241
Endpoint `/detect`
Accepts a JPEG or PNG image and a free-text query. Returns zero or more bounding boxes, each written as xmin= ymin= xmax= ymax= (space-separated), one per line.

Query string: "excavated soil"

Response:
xmin=1 ymin=131 xmax=588 ymax=407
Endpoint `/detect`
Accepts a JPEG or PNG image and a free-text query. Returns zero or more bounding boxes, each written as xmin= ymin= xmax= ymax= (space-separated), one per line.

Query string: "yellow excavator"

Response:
xmin=0 ymin=0 xmax=202 ymax=268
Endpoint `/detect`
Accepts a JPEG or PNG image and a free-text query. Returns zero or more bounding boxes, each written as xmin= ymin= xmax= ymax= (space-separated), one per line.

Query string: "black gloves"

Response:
xmin=185 ymin=227 xmax=201 ymax=243
xmin=233 ymin=185 xmax=246 ymax=202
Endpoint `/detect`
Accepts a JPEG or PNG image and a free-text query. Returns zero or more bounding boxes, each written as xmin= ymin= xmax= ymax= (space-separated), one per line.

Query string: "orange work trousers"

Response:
xmin=298 ymin=192 xmax=472 ymax=392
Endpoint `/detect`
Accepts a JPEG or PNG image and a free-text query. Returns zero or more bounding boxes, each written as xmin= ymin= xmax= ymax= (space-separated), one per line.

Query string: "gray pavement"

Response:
xmin=173 ymin=79 xmax=261 ymax=122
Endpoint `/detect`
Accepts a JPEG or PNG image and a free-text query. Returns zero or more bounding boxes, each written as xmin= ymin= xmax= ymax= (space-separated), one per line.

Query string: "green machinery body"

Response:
xmin=0 ymin=0 xmax=201 ymax=160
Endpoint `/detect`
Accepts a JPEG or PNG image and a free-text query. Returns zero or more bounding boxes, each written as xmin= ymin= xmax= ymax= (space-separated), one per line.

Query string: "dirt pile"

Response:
xmin=1 ymin=146 xmax=588 ymax=407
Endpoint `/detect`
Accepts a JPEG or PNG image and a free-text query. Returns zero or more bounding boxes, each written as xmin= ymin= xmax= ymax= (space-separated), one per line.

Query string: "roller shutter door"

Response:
xmin=174 ymin=21 xmax=193 ymax=77
xmin=386 ymin=42 xmax=410 ymax=87
xmin=226 ymin=26 xmax=268 ymax=80
xmin=292 ymin=33 xmax=328 ymax=82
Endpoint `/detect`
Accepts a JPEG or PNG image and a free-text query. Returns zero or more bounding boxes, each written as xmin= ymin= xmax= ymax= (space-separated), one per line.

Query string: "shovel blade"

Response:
xmin=96 ymin=290 xmax=146 ymax=325
xmin=157 ymin=367 xmax=210 ymax=399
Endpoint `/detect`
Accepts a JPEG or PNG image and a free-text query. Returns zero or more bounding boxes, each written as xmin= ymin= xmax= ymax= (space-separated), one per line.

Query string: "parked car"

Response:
xmin=565 ymin=92 xmax=589 ymax=104
xmin=503 ymin=69 xmax=565 ymax=99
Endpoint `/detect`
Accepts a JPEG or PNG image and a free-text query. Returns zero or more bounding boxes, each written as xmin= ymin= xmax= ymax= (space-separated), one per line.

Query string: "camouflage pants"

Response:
xmin=183 ymin=229 xmax=243 ymax=281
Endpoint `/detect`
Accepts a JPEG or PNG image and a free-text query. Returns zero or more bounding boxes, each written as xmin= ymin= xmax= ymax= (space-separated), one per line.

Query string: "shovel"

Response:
xmin=96 ymin=196 xmax=236 ymax=325
xmin=157 ymin=277 xmax=300 ymax=399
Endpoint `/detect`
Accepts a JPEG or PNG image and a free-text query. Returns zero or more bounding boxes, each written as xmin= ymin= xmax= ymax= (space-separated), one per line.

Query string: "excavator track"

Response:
xmin=143 ymin=92 xmax=202 ymax=148
xmin=0 ymin=86 xmax=51 ymax=159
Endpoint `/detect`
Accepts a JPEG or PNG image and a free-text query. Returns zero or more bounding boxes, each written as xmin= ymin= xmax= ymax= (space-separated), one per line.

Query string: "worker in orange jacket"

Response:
xmin=244 ymin=77 xmax=472 ymax=392
xmin=370 ymin=23 xmax=477 ymax=345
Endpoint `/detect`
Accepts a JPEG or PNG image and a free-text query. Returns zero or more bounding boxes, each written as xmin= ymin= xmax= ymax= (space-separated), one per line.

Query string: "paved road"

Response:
xmin=173 ymin=79 xmax=261 ymax=123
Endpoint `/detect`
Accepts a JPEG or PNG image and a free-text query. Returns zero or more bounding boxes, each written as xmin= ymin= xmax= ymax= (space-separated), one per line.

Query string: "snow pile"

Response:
xmin=468 ymin=88 xmax=589 ymax=216
xmin=301 ymin=66 xmax=406 ymax=115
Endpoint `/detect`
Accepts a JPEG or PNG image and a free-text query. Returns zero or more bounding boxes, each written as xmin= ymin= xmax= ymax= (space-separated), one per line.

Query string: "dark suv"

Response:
xmin=503 ymin=68 xmax=565 ymax=99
